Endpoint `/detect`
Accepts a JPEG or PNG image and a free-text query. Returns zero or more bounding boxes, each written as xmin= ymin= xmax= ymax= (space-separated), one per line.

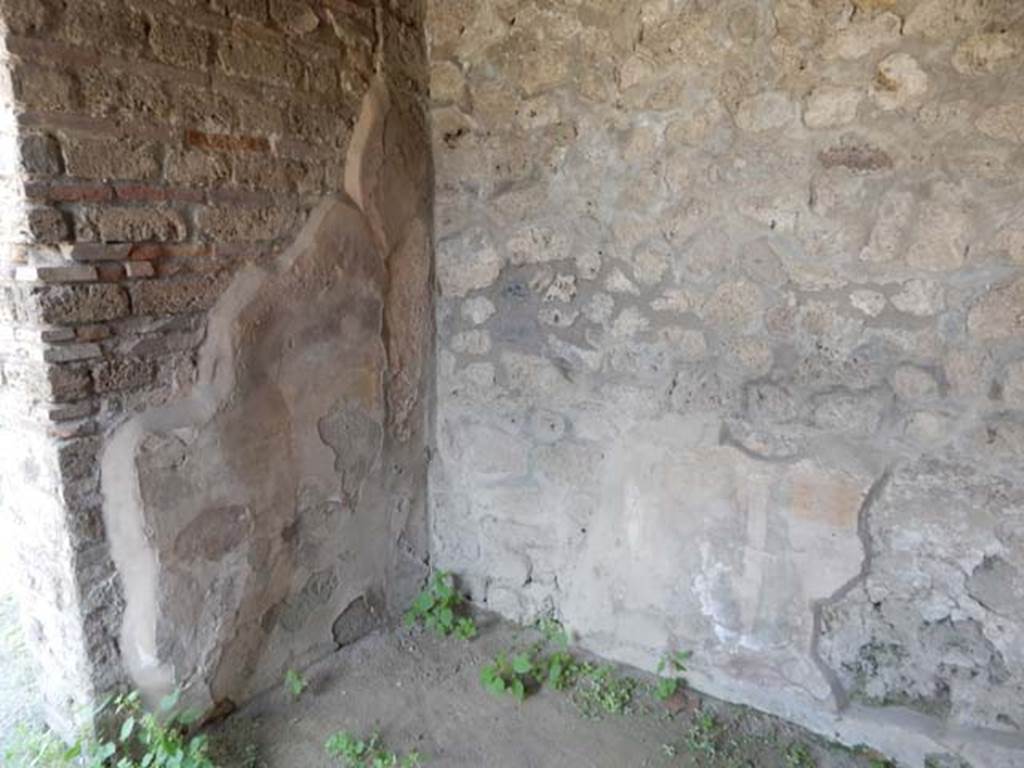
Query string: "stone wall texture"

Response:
xmin=427 ymin=1 xmax=1024 ymax=765
xmin=0 ymin=0 xmax=431 ymax=727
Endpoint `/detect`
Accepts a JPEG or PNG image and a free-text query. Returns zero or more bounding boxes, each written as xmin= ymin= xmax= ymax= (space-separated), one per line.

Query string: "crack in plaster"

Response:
xmin=808 ymin=467 xmax=892 ymax=711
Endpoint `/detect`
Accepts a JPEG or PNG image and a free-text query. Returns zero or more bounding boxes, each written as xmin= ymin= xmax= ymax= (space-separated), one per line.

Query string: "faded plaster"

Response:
xmin=102 ymin=196 xmax=389 ymax=709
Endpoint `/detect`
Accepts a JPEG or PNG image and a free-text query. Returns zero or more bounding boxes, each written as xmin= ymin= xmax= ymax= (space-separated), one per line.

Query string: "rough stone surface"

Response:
xmin=428 ymin=1 xmax=1024 ymax=766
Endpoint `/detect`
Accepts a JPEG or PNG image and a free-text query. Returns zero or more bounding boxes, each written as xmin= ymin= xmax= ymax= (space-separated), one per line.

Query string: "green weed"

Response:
xmin=785 ymin=741 xmax=817 ymax=767
xmin=3 ymin=723 xmax=76 ymax=767
xmin=480 ymin=649 xmax=538 ymax=702
xmin=653 ymin=649 xmax=691 ymax=701
xmin=542 ymin=649 xmax=584 ymax=691
xmin=404 ymin=571 xmax=477 ymax=640
xmin=685 ymin=710 xmax=722 ymax=760
xmin=284 ymin=669 xmax=308 ymax=700
xmin=5 ymin=690 xmax=215 ymax=768
xmin=572 ymin=664 xmax=638 ymax=718
xmin=535 ymin=617 xmax=570 ymax=648
xmin=325 ymin=731 xmax=420 ymax=768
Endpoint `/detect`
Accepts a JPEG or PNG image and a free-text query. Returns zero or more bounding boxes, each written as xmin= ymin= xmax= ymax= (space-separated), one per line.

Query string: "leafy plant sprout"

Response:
xmin=4 ymin=689 xmax=215 ymax=768
xmin=284 ymin=668 xmax=308 ymax=700
xmin=653 ymin=649 xmax=691 ymax=701
xmin=404 ymin=570 xmax=477 ymax=640
xmin=325 ymin=730 xmax=421 ymax=768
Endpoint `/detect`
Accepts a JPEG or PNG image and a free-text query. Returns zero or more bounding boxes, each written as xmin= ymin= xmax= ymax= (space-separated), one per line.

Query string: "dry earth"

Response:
xmin=211 ymin=616 xmax=886 ymax=768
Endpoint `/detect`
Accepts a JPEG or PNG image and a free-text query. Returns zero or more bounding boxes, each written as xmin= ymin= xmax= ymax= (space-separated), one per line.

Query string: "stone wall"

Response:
xmin=0 ymin=0 xmax=431 ymax=726
xmin=427 ymin=1 xmax=1024 ymax=765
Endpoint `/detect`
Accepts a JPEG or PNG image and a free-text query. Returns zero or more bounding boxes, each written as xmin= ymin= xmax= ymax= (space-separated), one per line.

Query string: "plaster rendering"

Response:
xmin=102 ymin=194 xmax=392 ymax=711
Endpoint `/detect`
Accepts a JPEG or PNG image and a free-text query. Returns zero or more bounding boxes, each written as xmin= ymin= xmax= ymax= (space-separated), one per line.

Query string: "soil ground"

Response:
xmin=211 ymin=615 xmax=885 ymax=768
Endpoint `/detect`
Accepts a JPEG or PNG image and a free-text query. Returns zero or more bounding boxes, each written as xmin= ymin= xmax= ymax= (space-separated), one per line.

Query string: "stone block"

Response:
xmin=735 ymin=91 xmax=797 ymax=132
xmin=976 ymin=103 xmax=1024 ymax=144
xmin=210 ymin=0 xmax=269 ymax=22
xmin=130 ymin=274 xmax=229 ymax=316
xmin=26 ymin=207 xmax=72 ymax=244
xmin=82 ymin=207 xmax=187 ymax=243
xmin=436 ymin=229 xmax=502 ymax=297
xmin=34 ymin=284 xmax=130 ymax=325
xmin=19 ymin=133 xmax=64 ymax=176
xmin=63 ymin=137 xmax=162 ymax=182
xmin=48 ymin=400 xmax=97 ymax=422
xmin=803 ymin=85 xmax=863 ymax=128
xmin=79 ymin=69 xmax=174 ymax=123
xmin=56 ymin=437 xmax=102 ymax=481
xmin=58 ymin=0 xmax=148 ymax=57
xmin=270 ymin=0 xmax=321 ymax=36
xmin=149 ymin=15 xmax=214 ymax=69
xmin=10 ymin=64 xmax=75 ymax=112
xmin=968 ymin=277 xmax=1024 ymax=342
xmin=953 ymin=32 xmax=1017 ymax=75
xmin=216 ymin=36 xmax=302 ymax=87
xmin=197 ymin=205 xmax=298 ymax=242
xmin=1 ymin=0 xmax=59 ymax=35
xmin=165 ymin=148 xmax=232 ymax=188
xmin=871 ymin=54 xmax=929 ymax=111
xmin=92 ymin=357 xmax=156 ymax=393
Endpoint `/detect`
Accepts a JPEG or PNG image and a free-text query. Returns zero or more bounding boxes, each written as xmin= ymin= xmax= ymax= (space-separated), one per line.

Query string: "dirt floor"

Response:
xmin=211 ymin=615 xmax=887 ymax=768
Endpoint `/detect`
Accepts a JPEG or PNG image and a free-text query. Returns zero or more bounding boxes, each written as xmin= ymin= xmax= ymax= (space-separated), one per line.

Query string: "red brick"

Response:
xmin=185 ymin=129 xmax=271 ymax=153
xmin=75 ymin=325 xmax=112 ymax=342
xmin=124 ymin=261 xmax=156 ymax=279
xmin=95 ymin=263 xmax=126 ymax=282
xmin=25 ymin=181 xmax=114 ymax=203
xmin=70 ymin=243 xmax=133 ymax=262
xmin=113 ymin=184 xmax=205 ymax=203
xmin=129 ymin=243 xmax=213 ymax=261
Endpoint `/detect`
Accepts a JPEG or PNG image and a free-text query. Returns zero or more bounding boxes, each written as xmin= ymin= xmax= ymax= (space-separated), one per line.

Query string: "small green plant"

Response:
xmin=454 ymin=617 xmax=477 ymax=640
xmin=325 ymin=730 xmax=421 ymax=768
xmin=404 ymin=571 xmax=477 ymax=639
xmin=535 ymin=617 xmax=570 ymax=648
xmin=284 ymin=668 xmax=308 ymax=699
xmin=542 ymin=648 xmax=584 ymax=691
xmin=785 ymin=742 xmax=817 ymax=768
xmin=3 ymin=722 xmax=77 ymax=767
xmin=685 ymin=710 xmax=722 ymax=760
xmin=107 ymin=690 xmax=213 ymax=768
xmin=480 ymin=649 xmax=538 ymax=701
xmin=572 ymin=664 xmax=638 ymax=718
xmin=19 ymin=690 xmax=216 ymax=768
xmin=653 ymin=649 xmax=691 ymax=701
